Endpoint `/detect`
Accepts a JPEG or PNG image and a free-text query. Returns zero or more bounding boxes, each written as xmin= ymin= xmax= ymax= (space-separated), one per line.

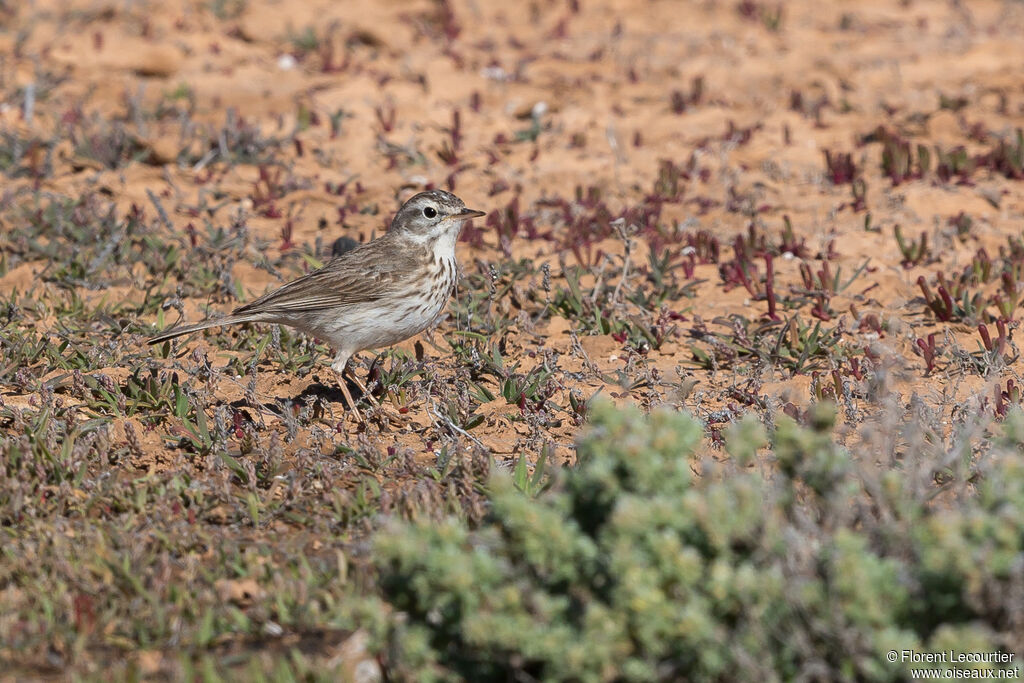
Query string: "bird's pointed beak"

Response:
xmin=454 ymin=208 xmax=486 ymax=220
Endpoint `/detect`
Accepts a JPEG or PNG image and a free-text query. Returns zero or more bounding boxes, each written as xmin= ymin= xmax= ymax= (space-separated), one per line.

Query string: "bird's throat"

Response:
xmin=423 ymin=226 xmax=460 ymax=262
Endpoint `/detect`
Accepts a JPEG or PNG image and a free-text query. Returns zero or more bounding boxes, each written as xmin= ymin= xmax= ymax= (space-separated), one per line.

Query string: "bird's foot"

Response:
xmin=348 ymin=372 xmax=381 ymax=408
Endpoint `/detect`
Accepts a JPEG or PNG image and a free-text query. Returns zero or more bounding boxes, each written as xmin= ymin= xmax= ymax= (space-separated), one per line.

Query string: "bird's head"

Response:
xmin=390 ymin=190 xmax=485 ymax=244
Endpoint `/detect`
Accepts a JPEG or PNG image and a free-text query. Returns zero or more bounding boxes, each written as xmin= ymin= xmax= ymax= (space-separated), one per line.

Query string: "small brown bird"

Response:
xmin=149 ymin=190 xmax=485 ymax=421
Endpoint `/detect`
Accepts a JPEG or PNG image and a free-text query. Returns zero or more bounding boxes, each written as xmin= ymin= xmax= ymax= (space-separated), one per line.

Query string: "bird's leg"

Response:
xmin=336 ymin=376 xmax=363 ymax=423
xmin=347 ymin=358 xmax=381 ymax=408
xmin=351 ymin=361 xmax=407 ymax=427
xmin=331 ymin=353 xmax=363 ymax=422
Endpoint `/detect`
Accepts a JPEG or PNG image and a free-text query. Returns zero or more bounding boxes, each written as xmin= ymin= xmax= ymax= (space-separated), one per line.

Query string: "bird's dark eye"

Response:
xmin=423 ymin=206 xmax=437 ymax=218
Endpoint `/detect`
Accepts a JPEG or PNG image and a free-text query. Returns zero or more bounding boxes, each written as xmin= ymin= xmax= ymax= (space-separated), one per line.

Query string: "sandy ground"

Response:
xmin=1 ymin=0 xmax=1023 ymax=493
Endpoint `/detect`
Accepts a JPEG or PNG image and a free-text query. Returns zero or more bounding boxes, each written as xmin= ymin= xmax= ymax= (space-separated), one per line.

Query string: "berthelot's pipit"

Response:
xmin=148 ymin=190 xmax=485 ymax=421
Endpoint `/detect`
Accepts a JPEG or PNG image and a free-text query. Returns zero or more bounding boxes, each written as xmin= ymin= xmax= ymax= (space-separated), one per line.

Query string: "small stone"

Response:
xmin=331 ymin=236 xmax=360 ymax=257
xmin=130 ymin=45 xmax=182 ymax=78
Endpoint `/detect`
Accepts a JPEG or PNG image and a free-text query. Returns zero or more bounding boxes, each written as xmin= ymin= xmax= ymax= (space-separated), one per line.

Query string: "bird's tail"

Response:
xmin=147 ymin=315 xmax=260 ymax=345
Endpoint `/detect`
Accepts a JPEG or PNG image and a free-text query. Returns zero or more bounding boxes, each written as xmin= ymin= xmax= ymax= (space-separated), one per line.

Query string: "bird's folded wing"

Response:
xmin=233 ymin=255 xmax=404 ymax=316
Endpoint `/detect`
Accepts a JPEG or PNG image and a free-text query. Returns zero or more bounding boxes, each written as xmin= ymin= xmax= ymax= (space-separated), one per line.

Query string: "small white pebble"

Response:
xmin=277 ymin=54 xmax=297 ymax=71
xmin=609 ymin=354 xmax=618 ymax=362
xmin=682 ymin=246 xmax=696 ymax=256
xmin=782 ymin=251 xmax=796 ymax=260
xmin=354 ymin=660 xmax=381 ymax=682
xmin=481 ymin=66 xmax=507 ymax=81
xmin=532 ymin=101 xmax=548 ymax=118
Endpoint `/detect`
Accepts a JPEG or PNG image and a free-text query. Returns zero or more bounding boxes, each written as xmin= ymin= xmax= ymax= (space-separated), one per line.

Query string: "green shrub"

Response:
xmin=371 ymin=400 xmax=1024 ymax=681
